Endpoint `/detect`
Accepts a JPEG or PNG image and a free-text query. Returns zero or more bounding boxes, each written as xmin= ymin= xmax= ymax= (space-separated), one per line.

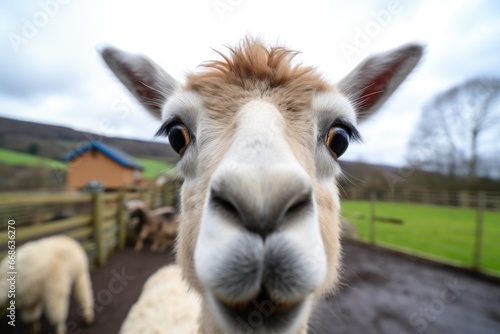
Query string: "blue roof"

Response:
xmin=63 ymin=141 xmax=144 ymax=171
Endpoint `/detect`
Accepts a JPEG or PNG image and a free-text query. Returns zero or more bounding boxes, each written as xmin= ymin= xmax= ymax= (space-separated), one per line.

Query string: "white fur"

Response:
xmin=161 ymin=91 xmax=204 ymax=178
xmin=0 ymin=235 xmax=94 ymax=334
xmin=311 ymin=92 xmax=357 ymax=125
xmin=311 ymin=92 xmax=358 ymax=179
xmin=193 ymin=100 xmax=327 ymax=332
xmin=120 ymin=265 xmax=201 ymax=334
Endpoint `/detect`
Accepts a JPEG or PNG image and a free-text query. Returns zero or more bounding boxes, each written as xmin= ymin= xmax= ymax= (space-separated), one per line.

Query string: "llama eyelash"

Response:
xmin=155 ymin=116 xmax=182 ymax=137
xmin=317 ymin=117 xmax=362 ymax=146
xmin=155 ymin=123 xmax=168 ymax=137
xmin=331 ymin=118 xmax=363 ymax=143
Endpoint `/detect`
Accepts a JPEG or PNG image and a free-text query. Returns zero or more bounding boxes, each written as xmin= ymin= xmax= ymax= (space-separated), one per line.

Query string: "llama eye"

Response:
xmin=325 ymin=126 xmax=350 ymax=159
xmin=167 ymin=123 xmax=191 ymax=156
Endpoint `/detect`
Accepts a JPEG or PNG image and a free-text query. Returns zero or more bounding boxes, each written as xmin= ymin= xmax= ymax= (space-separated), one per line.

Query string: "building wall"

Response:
xmin=66 ymin=149 xmax=140 ymax=190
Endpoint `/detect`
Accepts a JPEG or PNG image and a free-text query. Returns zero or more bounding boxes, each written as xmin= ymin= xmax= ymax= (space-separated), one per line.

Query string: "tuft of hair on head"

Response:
xmin=187 ymin=37 xmax=328 ymax=91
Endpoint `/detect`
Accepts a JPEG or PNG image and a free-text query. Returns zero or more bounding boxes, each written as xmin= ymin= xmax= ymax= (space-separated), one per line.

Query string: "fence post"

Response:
xmin=460 ymin=190 xmax=470 ymax=208
xmin=92 ymin=191 xmax=106 ymax=267
xmin=162 ymin=182 xmax=170 ymax=207
xmin=117 ymin=191 xmax=127 ymax=250
xmin=472 ymin=191 xmax=485 ymax=270
xmin=139 ymin=187 xmax=149 ymax=208
xmin=370 ymin=191 xmax=376 ymax=245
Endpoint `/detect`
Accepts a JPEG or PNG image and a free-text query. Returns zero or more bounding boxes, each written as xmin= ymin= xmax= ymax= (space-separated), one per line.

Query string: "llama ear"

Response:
xmin=100 ymin=46 xmax=179 ymax=119
xmin=338 ymin=43 xmax=424 ymax=123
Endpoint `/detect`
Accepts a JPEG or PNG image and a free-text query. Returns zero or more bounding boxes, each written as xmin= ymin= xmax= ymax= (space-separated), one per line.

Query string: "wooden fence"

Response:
xmin=343 ymin=188 xmax=500 ymax=209
xmin=342 ymin=190 xmax=500 ymax=276
xmin=0 ymin=179 xmax=181 ymax=267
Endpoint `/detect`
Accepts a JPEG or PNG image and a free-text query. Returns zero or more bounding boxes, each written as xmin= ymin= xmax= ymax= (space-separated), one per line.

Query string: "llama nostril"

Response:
xmin=245 ymin=220 xmax=273 ymax=239
xmin=210 ymin=194 xmax=241 ymax=219
xmin=209 ymin=175 xmax=313 ymax=239
xmin=284 ymin=190 xmax=313 ymax=219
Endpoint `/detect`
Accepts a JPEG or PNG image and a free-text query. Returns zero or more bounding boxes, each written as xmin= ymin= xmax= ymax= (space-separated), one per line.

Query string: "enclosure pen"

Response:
xmin=341 ymin=190 xmax=500 ymax=275
xmin=0 ymin=181 xmax=179 ymax=266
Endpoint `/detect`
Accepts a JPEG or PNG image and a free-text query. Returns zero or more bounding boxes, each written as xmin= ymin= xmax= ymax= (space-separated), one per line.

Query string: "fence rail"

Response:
xmin=0 ymin=180 xmax=180 ymax=267
xmin=343 ymin=188 xmax=500 ymax=209
xmin=342 ymin=190 xmax=500 ymax=276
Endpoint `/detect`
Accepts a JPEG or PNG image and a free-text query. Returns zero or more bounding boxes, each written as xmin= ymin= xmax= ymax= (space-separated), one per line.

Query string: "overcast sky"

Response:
xmin=1 ymin=0 xmax=499 ymax=166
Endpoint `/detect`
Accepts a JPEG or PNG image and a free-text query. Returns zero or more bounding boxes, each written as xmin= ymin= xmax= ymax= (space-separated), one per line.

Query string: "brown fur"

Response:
xmin=131 ymin=207 xmax=178 ymax=253
xmin=186 ymin=38 xmax=334 ymax=118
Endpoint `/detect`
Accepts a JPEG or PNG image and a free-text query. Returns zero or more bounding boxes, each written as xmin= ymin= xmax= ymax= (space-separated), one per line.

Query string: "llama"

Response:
xmin=102 ymin=38 xmax=422 ymax=333
xmin=126 ymin=200 xmax=178 ymax=252
xmin=150 ymin=206 xmax=179 ymax=252
xmin=0 ymin=235 xmax=94 ymax=334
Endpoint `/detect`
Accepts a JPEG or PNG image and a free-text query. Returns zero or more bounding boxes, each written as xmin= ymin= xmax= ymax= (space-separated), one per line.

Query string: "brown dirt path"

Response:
xmin=309 ymin=241 xmax=500 ymax=334
xmin=1 ymin=247 xmax=175 ymax=334
xmin=2 ymin=242 xmax=500 ymax=333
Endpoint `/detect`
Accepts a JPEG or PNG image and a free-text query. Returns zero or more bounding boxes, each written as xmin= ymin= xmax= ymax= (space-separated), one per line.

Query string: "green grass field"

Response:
xmin=342 ymin=200 xmax=500 ymax=274
xmin=136 ymin=157 xmax=175 ymax=180
xmin=0 ymin=148 xmax=66 ymax=169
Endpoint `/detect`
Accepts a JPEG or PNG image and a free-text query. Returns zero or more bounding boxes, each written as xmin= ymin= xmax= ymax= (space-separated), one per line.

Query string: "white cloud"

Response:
xmin=0 ymin=0 xmax=499 ymax=167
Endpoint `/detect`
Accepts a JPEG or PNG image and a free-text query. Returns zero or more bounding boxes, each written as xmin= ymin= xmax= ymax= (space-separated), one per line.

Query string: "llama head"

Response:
xmin=101 ymin=38 xmax=422 ymax=333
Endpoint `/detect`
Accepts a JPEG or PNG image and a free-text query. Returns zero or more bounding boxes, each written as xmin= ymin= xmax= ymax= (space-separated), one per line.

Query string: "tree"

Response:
xmin=28 ymin=142 xmax=40 ymax=155
xmin=406 ymin=77 xmax=500 ymax=179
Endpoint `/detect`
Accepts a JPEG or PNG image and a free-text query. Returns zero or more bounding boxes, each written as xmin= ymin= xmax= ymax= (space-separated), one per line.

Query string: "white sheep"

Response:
xmin=120 ymin=264 xmax=200 ymax=334
xmin=0 ymin=235 xmax=94 ymax=334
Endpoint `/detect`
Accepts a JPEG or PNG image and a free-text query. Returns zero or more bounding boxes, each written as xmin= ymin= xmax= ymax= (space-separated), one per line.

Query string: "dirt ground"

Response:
xmin=309 ymin=242 xmax=500 ymax=334
xmin=2 ymin=241 xmax=500 ymax=334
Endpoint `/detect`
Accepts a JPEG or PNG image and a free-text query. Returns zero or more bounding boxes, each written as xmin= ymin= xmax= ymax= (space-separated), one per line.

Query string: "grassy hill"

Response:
xmin=0 ymin=148 xmax=66 ymax=169
xmin=0 ymin=116 xmax=179 ymax=189
xmin=0 ymin=116 xmax=177 ymax=161
xmin=135 ymin=157 xmax=175 ymax=179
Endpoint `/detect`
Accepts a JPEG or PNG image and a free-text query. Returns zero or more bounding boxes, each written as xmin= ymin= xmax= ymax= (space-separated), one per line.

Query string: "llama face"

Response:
xmin=180 ymin=97 xmax=336 ymax=333
xmin=101 ymin=39 xmax=422 ymax=333
xmin=162 ymin=88 xmax=359 ymax=332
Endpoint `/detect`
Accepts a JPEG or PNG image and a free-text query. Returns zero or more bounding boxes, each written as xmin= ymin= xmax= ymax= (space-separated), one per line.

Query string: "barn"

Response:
xmin=64 ymin=140 xmax=144 ymax=190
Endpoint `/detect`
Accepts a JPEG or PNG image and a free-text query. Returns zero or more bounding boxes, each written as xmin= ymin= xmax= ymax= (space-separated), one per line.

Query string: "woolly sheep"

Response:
xmin=120 ymin=264 xmax=200 ymax=334
xmin=0 ymin=235 xmax=94 ymax=334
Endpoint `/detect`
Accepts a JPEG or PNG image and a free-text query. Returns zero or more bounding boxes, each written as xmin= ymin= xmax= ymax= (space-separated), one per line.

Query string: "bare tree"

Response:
xmin=406 ymin=76 xmax=500 ymax=179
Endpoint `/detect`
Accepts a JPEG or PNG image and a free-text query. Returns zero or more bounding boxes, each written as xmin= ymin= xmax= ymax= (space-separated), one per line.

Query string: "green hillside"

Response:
xmin=0 ymin=116 xmax=177 ymax=161
xmin=0 ymin=148 xmax=66 ymax=169
xmin=136 ymin=158 xmax=175 ymax=180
